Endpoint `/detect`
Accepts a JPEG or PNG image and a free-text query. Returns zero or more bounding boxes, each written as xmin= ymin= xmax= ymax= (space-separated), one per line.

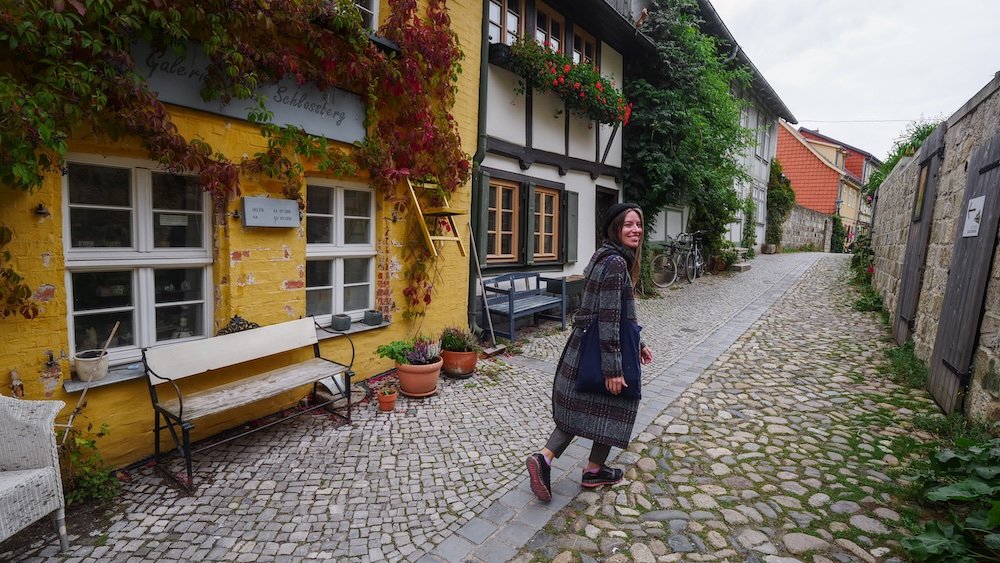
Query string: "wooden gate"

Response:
xmin=893 ymin=124 xmax=947 ymax=346
xmin=928 ymin=131 xmax=1000 ymax=413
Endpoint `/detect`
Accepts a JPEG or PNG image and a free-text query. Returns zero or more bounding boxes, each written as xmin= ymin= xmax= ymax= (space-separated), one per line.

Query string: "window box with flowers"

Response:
xmin=508 ymin=39 xmax=632 ymax=126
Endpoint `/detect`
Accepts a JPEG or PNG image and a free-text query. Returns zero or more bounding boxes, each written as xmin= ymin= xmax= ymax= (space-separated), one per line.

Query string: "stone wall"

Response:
xmin=869 ymin=154 xmax=919 ymax=321
xmin=871 ymin=72 xmax=1000 ymax=421
xmin=781 ymin=204 xmax=831 ymax=252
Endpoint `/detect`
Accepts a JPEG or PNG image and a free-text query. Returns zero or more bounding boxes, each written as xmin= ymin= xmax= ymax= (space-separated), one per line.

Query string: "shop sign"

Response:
xmin=133 ymin=42 xmax=366 ymax=144
xmin=241 ymin=197 xmax=300 ymax=228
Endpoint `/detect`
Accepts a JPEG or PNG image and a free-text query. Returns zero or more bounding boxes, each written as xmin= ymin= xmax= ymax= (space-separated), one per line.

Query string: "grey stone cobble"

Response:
xmin=2 ymin=252 xmax=940 ymax=563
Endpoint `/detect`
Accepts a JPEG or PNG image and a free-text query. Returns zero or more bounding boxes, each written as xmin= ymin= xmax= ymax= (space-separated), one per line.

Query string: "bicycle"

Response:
xmin=650 ymin=236 xmax=681 ymax=288
xmin=677 ymin=230 xmax=706 ymax=283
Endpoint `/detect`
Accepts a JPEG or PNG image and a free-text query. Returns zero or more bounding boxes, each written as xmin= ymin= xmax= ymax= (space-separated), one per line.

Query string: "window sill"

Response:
xmin=64 ymin=362 xmax=146 ymax=393
xmin=62 ymin=320 xmax=392 ymax=393
xmin=315 ymin=319 xmax=391 ymax=341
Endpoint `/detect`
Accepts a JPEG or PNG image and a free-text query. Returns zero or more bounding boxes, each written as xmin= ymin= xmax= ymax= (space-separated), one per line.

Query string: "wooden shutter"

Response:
xmin=475 ymin=170 xmax=491 ymax=268
xmin=566 ymin=190 xmax=579 ymax=263
xmin=525 ymin=182 xmax=536 ymax=265
xmin=927 ymin=131 xmax=1000 ymax=413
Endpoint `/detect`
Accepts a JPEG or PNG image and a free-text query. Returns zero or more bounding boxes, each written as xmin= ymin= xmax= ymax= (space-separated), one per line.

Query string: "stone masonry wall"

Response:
xmin=869 ymin=154 xmax=919 ymax=322
xmin=781 ymin=204 xmax=832 ymax=252
xmin=871 ymin=73 xmax=1000 ymax=421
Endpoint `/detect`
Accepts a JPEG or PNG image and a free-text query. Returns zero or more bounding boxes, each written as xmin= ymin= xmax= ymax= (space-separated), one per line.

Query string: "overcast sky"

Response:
xmin=710 ymin=0 xmax=1000 ymax=160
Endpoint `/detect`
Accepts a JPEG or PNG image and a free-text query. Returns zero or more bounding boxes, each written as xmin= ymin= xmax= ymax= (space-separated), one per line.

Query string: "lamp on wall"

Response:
xmin=35 ymin=203 xmax=51 ymax=217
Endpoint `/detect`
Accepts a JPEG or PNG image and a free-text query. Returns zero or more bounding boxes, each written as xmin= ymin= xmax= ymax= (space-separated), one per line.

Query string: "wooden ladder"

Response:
xmin=407 ymin=178 xmax=467 ymax=257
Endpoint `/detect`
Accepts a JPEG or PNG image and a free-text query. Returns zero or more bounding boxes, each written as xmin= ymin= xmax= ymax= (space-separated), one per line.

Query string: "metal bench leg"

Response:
xmin=182 ymin=426 xmax=194 ymax=490
xmin=51 ymin=508 xmax=69 ymax=552
xmin=154 ymin=411 xmax=162 ymax=463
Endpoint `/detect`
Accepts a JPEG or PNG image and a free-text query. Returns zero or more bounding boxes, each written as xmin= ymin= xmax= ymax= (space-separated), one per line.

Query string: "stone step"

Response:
xmin=729 ymin=262 xmax=752 ymax=272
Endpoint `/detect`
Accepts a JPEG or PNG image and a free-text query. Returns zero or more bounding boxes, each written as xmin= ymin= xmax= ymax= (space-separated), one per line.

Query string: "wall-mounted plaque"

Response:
xmin=241 ymin=197 xmax=300 ymax=228
xmin=133 ymin=42 xmax=366 ymax=144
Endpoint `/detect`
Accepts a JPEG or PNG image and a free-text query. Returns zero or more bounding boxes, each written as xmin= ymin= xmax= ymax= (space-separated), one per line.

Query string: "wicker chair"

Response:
xmin=0 ymin=395 xmax=69 ymax=552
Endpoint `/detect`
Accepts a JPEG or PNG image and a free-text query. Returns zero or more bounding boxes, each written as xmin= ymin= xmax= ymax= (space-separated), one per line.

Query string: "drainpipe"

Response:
xmin=467 ymin=0 xmax=490 ymax=334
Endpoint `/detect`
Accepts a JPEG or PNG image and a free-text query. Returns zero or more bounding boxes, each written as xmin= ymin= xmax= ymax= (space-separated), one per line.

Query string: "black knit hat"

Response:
xmin=601 ymin=202 xmax=642 ymax=238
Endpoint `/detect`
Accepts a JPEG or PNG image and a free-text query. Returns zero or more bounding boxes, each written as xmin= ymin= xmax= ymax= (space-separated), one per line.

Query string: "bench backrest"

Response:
xmin=484 ymin=273 xmax=542 ymax=292
xmin=143 ymin=317 xmax=319 ymax=384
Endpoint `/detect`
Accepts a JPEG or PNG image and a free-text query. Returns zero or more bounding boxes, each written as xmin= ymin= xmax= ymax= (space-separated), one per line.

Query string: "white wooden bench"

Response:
xmin=142 ymin=317 xmax=353 ymax=489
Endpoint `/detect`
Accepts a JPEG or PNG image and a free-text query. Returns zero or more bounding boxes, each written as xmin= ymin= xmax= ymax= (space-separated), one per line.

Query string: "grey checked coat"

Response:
xmin=552 ymin=243 xmax=643 ymax=448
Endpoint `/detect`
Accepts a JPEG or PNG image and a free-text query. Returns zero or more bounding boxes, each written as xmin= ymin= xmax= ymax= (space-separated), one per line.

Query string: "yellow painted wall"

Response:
xmin=0 ymin=0 xmax=482 ymax=469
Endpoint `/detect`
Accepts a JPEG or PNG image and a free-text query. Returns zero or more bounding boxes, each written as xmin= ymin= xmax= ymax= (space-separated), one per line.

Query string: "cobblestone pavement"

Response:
xmin=3 ymin=252 xmax=936 ymax=563
xmin=513 ymin=255 xmax=942 ymax=563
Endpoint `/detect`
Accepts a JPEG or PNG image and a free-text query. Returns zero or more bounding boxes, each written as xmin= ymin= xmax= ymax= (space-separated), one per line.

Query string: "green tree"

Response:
xmin=765 ymin=160 xmax=796 ymax=245
xmin=622 ymin=0 xmax=752 ymax=255
xmin=830 ymin=215 xmax=845 ymax=253
xmin=865 ymin=119 xmax=940 ymax=196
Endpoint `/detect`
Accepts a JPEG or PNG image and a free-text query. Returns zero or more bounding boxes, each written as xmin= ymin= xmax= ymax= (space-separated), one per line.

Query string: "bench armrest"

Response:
xmin=314 ymin=320 xmax=356 ymax=369
xmin=143 ymin=349 xmax=187 ymax=420
xmin=482 ymin=285 xmax=513 ymax=296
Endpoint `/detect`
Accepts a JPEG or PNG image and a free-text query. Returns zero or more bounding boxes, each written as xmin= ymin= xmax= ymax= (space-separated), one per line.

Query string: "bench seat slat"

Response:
xmin=487 ymin=295 xmax=562 ymax=315
xmin=157 ymin=358 xmax=346 ymax=421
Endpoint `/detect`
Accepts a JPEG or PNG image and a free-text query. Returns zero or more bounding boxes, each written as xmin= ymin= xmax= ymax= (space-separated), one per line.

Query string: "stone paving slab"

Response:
xmin=1 ymin=253 xmax=834 ymax=562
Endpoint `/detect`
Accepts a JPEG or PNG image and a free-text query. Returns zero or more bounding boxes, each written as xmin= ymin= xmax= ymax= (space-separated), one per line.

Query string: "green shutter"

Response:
xmin=525 ymin=182 xmax=536 ymax=265
xmin=566 ymin=190 xmax=578 ymax=263
xmin=475 ymin=171 xmax=490 ymax=268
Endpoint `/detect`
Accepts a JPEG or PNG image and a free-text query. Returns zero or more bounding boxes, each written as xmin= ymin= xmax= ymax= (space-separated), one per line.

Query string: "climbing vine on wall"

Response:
xmin=0 ymin=0 xmax=470 ymax=320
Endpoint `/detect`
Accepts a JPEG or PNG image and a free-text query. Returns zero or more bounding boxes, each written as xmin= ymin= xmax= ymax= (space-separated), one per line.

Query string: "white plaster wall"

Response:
xmin=598 ymin=43 xmax=624 ymax=168
xmin=568 ymin=115 xmax=596 ymax=160
xmin=532 ymin=89 xmax=566 ymax=154
xmin=486 ymin=67 xmax=526 ymax=145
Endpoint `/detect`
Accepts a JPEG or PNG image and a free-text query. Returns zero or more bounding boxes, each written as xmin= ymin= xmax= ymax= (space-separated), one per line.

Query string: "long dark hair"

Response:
xmin=604 ymin=206 xmax=644 ymax=288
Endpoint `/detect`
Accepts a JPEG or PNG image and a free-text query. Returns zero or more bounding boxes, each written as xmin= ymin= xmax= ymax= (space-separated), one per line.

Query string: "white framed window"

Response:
xmin=354 ymin=0 xmax=378 ymax=30
xmin=305 ymin=180 xmax=375 ymax=326
xmin=63 ymin=155 xmax=213 ymax=365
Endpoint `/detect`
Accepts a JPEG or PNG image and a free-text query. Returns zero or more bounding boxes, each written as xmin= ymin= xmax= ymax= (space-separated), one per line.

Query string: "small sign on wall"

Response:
xmin=963 ymin=195 xmax=985 ymax=238
xmin=241 ymin=197 xmax=300 ymax=228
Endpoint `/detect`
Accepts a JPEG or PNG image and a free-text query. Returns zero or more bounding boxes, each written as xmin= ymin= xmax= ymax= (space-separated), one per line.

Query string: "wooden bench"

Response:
xmin=142 ymin=317 xmax=354 ymax=489
xmin=482 ymin=272 xmax=566 ymax=341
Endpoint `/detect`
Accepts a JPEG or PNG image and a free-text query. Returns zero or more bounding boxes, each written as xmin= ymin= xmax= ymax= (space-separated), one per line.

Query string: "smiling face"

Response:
xmin=620 ymin=209 xmax=643 ymax=249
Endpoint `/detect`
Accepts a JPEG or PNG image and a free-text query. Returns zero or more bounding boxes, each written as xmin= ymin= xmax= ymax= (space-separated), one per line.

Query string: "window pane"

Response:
xmin=156 ymin=304 xmax=204 ymax=341
xmin=545 ymin=216 xmax=553 ymax=232
xmin=487 ymin=233 xmax=496 ymax=253
xmin=501 ymin=211 xmax=512 ymax=231
xmin=71 ymin=209 xmax=131 ymax=248
xmin=501 ymin=188 xmax=513 ymax=209
xmin=344 ymin=190 xmax=371 ymax=216
xmin=489 ymin=24 xmax=501 ymax=43
xmin=535 ymin=29 xmax=547 ymax=44
xmin=154 ymin=212 xmax=203 ymax=248
xmin=344 ymin=258 xmax=370 ymax=284
xmin=307 ymin=216 xmax=333 ymax=244
xmin=68 ymin=163 xmax=130 ymax=206
xmin=72 ymin=271 xmax=132 ymax=311
xmin=152 ymin=173 xmax=202 ymax=211
xmin=344 ymin=218 xmax=370 ymax=244
xmin=551 ymin=21 xmax=560 ymax=40
xmin=307 ymin=186 xmax=333 ymax=214
xmin=344 ymin=285 xmax=370 ymax=311
xmin=545 ymin=237 xmax=553 ymax=254
xmin=74 ymin=311 xmax=135 ymax=350
xmin=154 ymin=269 xmax=203 ymax=303
xmin=489 ymin=186 xmax=497 ymax=208
xmin=537 ymin=12 xmax=547 ymax=31
xmin=549 ymin=38 xmax=559 ymax=52
xmin=501 ymin=235 xmax=512 ymax=255
xmin=545 ymin=196 xmax=554 ymax=214
xmin=306 ymin=260 xmax=333 ymax=287
xmin=489 ymin=1 xmax=501 ymax=24
xmin=306 ymin=289 xmax=332 ymax=317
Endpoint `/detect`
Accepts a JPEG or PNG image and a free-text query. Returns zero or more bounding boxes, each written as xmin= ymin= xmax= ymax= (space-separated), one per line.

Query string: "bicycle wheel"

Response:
xmin=685 ymin=251 xmax=697 ymax=283
xmin=651 ymin=253 xmax=677 ymax=288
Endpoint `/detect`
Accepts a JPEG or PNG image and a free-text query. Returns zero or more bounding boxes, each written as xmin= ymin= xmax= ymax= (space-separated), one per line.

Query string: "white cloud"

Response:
xmin=710 ymin=0 xmax=1000 ymax=159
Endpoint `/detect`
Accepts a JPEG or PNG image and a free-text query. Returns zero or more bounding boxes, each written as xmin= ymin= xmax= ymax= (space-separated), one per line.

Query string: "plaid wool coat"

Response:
xmin=552 ymin=243 xmax=644 ymax=448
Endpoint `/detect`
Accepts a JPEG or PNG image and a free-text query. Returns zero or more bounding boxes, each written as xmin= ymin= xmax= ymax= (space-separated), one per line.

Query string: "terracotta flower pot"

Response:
xmin=396 ymin=359 xmax=442 ymax=398
xmin=377 ymin=390 xmax=397 ymax=412
xmin=441 ymin=350 xmax=477 ymax=378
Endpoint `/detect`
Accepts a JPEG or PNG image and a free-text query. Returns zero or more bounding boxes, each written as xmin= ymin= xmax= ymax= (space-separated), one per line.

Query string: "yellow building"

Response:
xmin=0 ymin=1 xmax=481 ymax=468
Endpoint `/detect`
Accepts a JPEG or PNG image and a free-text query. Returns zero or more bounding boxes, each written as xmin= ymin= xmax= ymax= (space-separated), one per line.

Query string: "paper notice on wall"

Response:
xmin=963 ymin=196 xmax=985 ymax=238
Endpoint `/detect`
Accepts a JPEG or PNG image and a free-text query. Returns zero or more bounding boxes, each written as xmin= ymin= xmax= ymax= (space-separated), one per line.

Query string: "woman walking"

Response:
xmin=526 ymin=202 xmax=654 ymax=501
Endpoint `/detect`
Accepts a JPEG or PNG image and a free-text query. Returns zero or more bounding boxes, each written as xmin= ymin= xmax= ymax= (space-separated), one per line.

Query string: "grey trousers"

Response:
xmin=544 ymin=427 xmax=612 ymax=466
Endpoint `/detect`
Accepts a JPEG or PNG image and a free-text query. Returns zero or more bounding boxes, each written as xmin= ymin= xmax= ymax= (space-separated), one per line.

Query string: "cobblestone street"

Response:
xmin=2 ymin=253 xmax=941 ymax=562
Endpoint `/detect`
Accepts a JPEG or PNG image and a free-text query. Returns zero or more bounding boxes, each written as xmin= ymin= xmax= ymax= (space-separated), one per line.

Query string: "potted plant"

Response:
xmin=440 ymin=326 xmax=480 ymax=378
xmin=376 ymin=335 xmax=442 ymax=398
xmin=377 ymin=385 xmax=398 ymax=412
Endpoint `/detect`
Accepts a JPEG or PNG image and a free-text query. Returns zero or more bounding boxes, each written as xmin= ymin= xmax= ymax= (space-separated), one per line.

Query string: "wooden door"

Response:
xmin=893 ymin=124 xmax=947 ymax=345
xmin=928 ymin=131 xmax=1000 ymax=413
